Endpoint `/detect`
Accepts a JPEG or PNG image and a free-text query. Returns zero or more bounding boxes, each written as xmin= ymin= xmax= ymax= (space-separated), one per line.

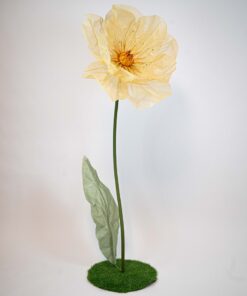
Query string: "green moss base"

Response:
xmin=87 ymin=259 xmax=157 ymax=293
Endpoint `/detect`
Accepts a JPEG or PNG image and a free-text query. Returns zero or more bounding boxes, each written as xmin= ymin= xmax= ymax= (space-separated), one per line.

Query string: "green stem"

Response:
xmin=113 ymin=100 xmax=125 ymax=272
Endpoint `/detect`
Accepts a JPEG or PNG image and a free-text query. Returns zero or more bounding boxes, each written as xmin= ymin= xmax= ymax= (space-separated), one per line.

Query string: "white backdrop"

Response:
xmin=1 ymin=0 xmax=247 ymax=295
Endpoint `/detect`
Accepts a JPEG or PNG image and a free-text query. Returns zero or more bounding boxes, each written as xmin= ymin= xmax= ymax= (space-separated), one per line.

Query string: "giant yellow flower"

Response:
xmin=83 ymin=4 xmax=178 ymax=108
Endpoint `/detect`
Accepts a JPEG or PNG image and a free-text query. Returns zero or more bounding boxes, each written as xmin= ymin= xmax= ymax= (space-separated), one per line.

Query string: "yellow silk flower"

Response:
xmin=83 ymin=4 xmax=178 ymax=108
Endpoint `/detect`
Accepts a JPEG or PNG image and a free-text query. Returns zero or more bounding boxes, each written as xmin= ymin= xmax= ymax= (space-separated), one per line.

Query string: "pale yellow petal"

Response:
xmin=84 ymin=61 xmax=128 ymax=100
xmin=84 ymin=61 xmax=108 ymax=79
xmin=107 ymin=62 xmax=137 ymax=82
xmin=151 ymin=35 xmax=178 ymax=81
xmin=122 ymin=15 xmax=178 ymax=84
xmin=127 ymin=81 xmax=172 ymax=108
xmin=104 ymin=5 xmax=141 ymax=55
xmin=127 ymin=15 xmax=167 ymax=57
xmin=134 ymin=36 xmax=178 ymax=81
xmin=163 ymin=34 xmax=178 ymax=58
xmin=105 ymin=4 xmax=141 ymax=29
xmin=83 ymin=14 xmax=110 ymax=63
xmin=102 ymin=75 xmax=128 ymax=100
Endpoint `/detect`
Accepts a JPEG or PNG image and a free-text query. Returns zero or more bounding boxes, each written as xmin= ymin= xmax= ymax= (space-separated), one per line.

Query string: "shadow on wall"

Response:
xmin=19 ymin=180 xmax=94 ymax=265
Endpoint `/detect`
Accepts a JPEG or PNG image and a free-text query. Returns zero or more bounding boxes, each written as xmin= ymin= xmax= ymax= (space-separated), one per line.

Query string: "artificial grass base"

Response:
xmin=87 ymin=259 xmax=157 ymax=293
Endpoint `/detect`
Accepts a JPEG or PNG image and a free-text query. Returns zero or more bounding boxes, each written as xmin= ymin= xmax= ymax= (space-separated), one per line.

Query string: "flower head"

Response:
xmin=83 ymin=5 xmax=178 ymax=108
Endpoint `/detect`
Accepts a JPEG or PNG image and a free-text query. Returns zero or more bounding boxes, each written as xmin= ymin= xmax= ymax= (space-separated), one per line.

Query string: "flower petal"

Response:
xmin=127 ymin=15 xmax=167 ymax=57
xmin=104 ymin=5 xmax=141 ymax=55
xmin=127 ymin=81 xmax=172 ymax=108
xmin=134 ymin=36 xmax=178 ymax=82
xmin=83 ymin=14 xmax=110 ymax=63
xmin=126 ymin=15 xmax=178 ymax=82
xmin=84 ymin=61 xmax=108 ymax=80
xmin=105 ymin=4 xmax=141 ymax=29
xmin=84 ymin=62 xmax=128 ymax=100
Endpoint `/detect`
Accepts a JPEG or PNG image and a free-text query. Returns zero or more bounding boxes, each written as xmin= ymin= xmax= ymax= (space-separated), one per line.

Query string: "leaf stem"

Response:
xmin=113 ymin=100 xmax=125 ymax=272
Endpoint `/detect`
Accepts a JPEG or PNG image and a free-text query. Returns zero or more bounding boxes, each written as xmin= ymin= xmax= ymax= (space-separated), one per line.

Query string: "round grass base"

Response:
xmin=87 ymin=259 xmax=157 ymax=293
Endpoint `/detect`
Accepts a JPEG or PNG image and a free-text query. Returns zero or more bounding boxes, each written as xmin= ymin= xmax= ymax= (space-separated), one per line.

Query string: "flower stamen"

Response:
xmin=117 ymin=51 xmax=134 ymax=67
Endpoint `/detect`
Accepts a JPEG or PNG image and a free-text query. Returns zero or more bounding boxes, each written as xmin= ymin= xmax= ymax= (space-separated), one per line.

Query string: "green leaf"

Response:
xmin=82 ymin=156 xmax=119 ymax=264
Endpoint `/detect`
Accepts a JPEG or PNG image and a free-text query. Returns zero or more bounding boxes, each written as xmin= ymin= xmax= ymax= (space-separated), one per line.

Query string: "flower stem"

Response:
xmin=113 ymin=100 xmax=125 ymax=272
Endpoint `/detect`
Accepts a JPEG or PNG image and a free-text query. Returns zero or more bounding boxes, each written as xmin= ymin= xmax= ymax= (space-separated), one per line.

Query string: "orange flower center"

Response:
xmin=118 ymin=51 xmax=134 ymax=67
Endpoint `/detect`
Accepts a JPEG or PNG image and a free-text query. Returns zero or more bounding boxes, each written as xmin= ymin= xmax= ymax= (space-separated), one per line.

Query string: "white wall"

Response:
xmin=0 ymin=0 xmax=247 ymax=295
